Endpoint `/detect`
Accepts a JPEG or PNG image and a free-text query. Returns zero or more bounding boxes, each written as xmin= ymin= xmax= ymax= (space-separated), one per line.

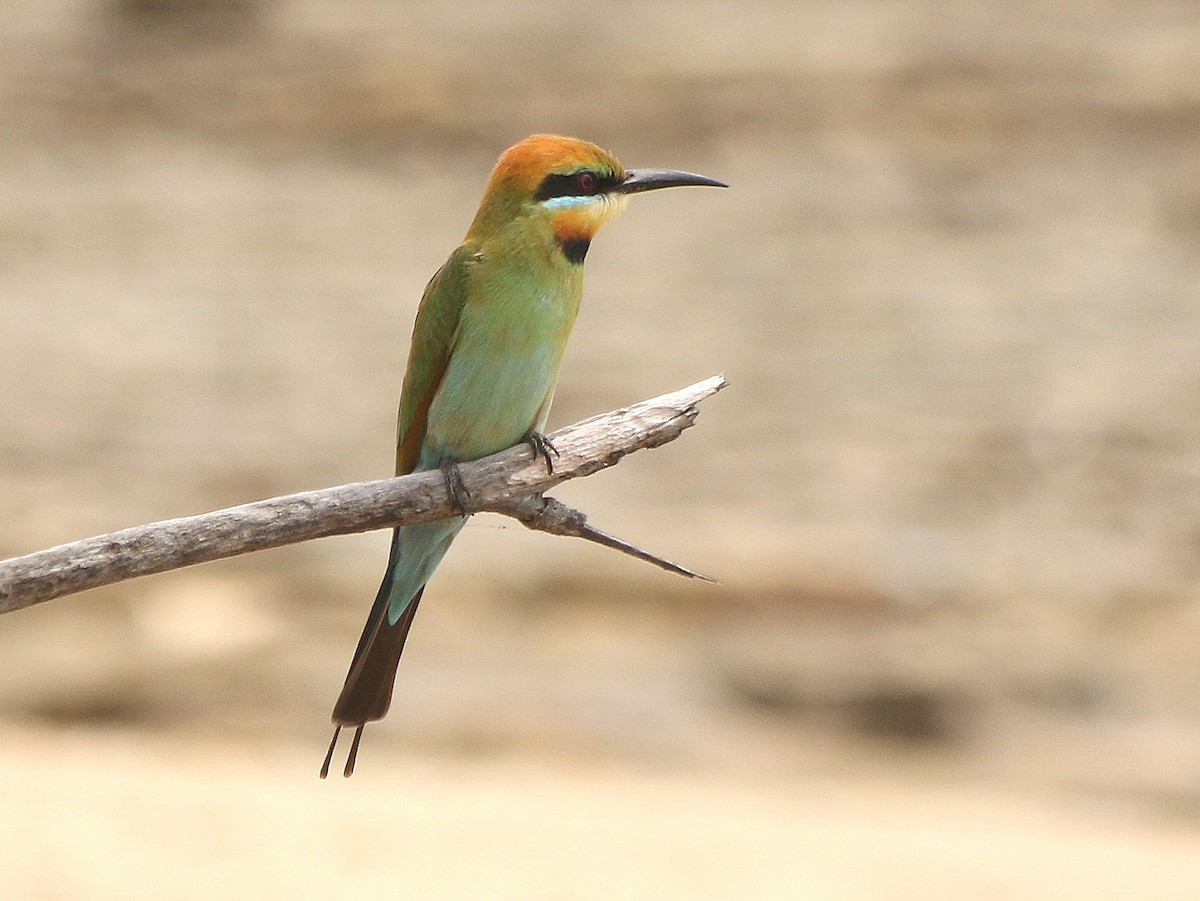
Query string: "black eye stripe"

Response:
xmin=534 ymin=170 xmax=621 ymax=201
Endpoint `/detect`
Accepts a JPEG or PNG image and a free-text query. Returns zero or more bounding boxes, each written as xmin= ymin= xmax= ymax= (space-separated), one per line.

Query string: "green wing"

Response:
xmin=395 ymin=243 xmax=479 ymax=475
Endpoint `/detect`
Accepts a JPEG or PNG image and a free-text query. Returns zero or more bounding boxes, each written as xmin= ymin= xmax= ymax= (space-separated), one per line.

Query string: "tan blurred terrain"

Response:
xmin=3 ymin=1 xmax=1200 ymax=897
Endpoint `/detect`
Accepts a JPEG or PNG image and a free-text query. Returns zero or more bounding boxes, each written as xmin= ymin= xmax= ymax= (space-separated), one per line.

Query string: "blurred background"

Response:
xmin=2 ymin=0 xmax=1200 ymax=897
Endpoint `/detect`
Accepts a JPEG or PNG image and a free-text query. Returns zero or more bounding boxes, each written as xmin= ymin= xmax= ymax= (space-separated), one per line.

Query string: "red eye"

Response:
xmin=577 ymin=171 xmax=597 ymax=193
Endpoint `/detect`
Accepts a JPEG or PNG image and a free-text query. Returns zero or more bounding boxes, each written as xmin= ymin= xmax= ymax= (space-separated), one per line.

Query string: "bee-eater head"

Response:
xmin=466 ymin=134 xmax=726 ymax=263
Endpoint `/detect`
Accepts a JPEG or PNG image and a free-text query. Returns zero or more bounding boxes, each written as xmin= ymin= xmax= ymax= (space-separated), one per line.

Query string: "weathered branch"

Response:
xmin=492 ymin=494 xmax=715 ymax=582
xmin=0 ymin=375 xmax=726 ymax=614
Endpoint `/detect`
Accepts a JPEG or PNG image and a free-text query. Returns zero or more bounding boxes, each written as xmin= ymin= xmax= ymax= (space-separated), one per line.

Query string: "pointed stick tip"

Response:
xmin=573 ymin=521 xmax=717 ymax=584
xmin=669 ymin=565 xmax=720 ymax=584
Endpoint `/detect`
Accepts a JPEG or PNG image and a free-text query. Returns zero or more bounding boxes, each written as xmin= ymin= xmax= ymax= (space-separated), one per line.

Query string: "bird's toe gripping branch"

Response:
xmin=526 ymin=430 xmax=560 ymax=473
xmin=440 ymin=458 xmax=471 ymax=514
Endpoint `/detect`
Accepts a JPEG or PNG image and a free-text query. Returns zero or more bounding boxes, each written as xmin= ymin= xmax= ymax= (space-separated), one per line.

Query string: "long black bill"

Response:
xmin=619 ymin=168 xmax=728 ymax=194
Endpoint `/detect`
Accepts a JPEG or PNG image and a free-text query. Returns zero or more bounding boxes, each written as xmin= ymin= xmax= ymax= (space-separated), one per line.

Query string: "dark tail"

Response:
xmin=321 ymin=529 xmax=424 ymax=778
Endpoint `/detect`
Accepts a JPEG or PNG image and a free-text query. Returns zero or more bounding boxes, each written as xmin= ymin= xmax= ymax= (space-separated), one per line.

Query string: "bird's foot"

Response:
xmin=440 ymin=457 xmax=471 ymax=513
xmin=527 ymin=430 xmax=560 ymax=473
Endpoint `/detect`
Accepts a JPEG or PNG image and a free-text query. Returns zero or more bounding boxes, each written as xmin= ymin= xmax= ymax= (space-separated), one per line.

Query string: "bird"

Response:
xmin=321 ymin=134 xmax=726 ymax=777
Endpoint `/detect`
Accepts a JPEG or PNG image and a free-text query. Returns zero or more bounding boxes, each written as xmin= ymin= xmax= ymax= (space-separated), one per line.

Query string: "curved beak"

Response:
xmin=618 ymin=168 xmax=728 ymax=195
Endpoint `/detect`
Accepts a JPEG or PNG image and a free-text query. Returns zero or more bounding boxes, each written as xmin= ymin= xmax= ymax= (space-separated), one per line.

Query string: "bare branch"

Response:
xmin=492 ymin=494 xmax=716 ymax=582
xmin=0 ymin=375 xmax=726 ymax=614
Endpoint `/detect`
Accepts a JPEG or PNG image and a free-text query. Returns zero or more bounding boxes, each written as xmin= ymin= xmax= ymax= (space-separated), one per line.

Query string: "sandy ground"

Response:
xmin=6 ymin=725 xmax=1200 ymax=901
xmin=3 ymin=0 xmax=1200 ymax=896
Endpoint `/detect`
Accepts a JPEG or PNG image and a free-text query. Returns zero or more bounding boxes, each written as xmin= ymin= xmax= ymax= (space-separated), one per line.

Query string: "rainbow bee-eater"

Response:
xmin=321 ymin=134 xmax=726 ymax=777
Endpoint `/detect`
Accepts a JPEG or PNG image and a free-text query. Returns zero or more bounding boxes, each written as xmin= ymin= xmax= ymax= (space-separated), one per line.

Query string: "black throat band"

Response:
xmin=558 ymin=237 xmax=590 ymax=265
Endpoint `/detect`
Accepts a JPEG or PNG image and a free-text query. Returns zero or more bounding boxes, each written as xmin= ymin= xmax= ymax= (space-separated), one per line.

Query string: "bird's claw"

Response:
xmin=440 ymin=457 xmax=471 ymax=513
xmin=527 ymin=430 xmax=560 ymax=473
